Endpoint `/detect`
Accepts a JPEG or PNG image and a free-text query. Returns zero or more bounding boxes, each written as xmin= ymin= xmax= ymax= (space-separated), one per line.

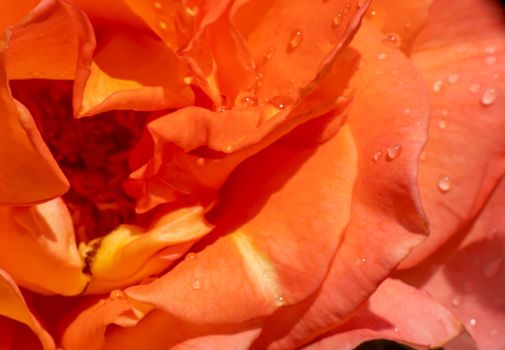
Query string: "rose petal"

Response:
xmin=0 ymin=0 xmax=38 ymax=31
xmin=125 ymin=122 xmax=358 ymax=324
xmin=399 ymin=176 xmax=505 ymax=349
xmin=0 ymin=269 xmax=55 ymax=350
xmin=250 ymin=21 xmax=430 ymax=349
xmin=365 ymin=0 xmax=433 ymax=51
xmin=7 ymin=0 xmax=95 ymax=80
xmin=0 ymin=33 xmax=69 ymax=204
xmin=0 ymin=198 xmax=88 ymax=295
xmin=73 ymin=28 xmax=194 ymax=117
xmin=302 ymin=279 xmax=461 ymax=350
xmin=401 ymin=0 xmax=505 ymax=268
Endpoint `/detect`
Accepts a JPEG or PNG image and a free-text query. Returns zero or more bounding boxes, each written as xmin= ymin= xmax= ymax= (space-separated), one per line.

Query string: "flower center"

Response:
xmin=10 ymin=80 xmax=146 ymax=242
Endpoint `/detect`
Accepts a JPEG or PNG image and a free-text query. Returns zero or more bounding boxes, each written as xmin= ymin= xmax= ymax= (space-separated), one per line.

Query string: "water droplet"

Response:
xmin=110 ymin=290 xmax=125 ymax=299
xmin=377 ymin=52 xmax=387 ymax=60
xmin=382 ymin=33 xmax=401 ymax=48
xmin=185 ymin=252 xmax=196 ymax=261
xmin=159 ymin=20 xmax=168 ymax=30
xmin=451 ymin=295 xmax=461 ymax=307
xmin=343 ymin=2 xmax=351 ymax=14
xmin=441 ymin=109 xmax=449 ymax=116
xmin=372 ymin=150 xmax=382 ymax=162
xmin=287 ymin=29 xmax=303 ymax=53
xmin=153 ymin=1 xmax=162 ymax=9
xmin=404 ymin=108 xmax=411 ymax=115
xmin=469 ymin=318 xmax=477 ymax=327
xmin=275 ymin=296 xmax=285 ymax=307
xmin=370 ymin=9 xmax=377 ymax=17
xmin=268 ymin=95 xmax=294 ymax=109
xmin=470 ymin=83 xmax=480 ymax=93
xmin=447 ymin=74 xmax=459 ymax=85
xmin=481 ymin=88 xmax=498 ymax=106
xmin=192 ymin=280 xmax=201 ymax=290
xmin=360 ymin=258 xmax=367 ymax=264
xmin=237 ymin=94 xmax=258 ymax=107
xmin=264 ymin=46 xmax=275 ymax=62
xmin=386 ymin=144 xmax=402 ymax=160
xmin=432 ymin=79 xmax=444 ymax=93
xmin=332 ymin=13 xmax=343 ymax=28
xmin=437 ymin=176 xmax=451 ymax=193
xmin=486 ymin=55 xmax=497 ymax=65
xmin=225 ymin=145 xmax=234 ymax=153
xmin=185 ymin=5 xmax=199 ymax=16
xmin=393 ymin=327 xmax=399 ymax=333
xmin=438 ymin=120 xmax=447 ymax=129
xmin=182 ymin=75 xmax=193 ymax=85
xmin=482 ymin=257 xmax=502 ymax=278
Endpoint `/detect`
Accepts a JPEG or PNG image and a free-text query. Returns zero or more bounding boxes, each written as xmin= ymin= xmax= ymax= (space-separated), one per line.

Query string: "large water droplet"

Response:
xmin=482 ymin=257 xmax=502 ymax=278
xmin=382 ymin=33 xmax=401 ymax=48
xmin=332 ymin=13 xmax=343 ymax=28
xmin=447 ymin=74 xmax=459 ymax=85
xmin=432 ymin=79 xmax=444 ymax=93
xmin=287 ymin=29 xmax=303 ymax=53
xmin=268 ymin=95 xmax=294 ymax=109
xmin=386 ymin=144 xmax=402 ymax=160
xmin=437 ymin=176 xmax=451 ymax=193
xmin=372 ymin=150 xmax=382 ymax=162
xmin=192 ymin=280 xmax=201 ymax=290
xmin=481 ymin=88 xmax=498 ymax=106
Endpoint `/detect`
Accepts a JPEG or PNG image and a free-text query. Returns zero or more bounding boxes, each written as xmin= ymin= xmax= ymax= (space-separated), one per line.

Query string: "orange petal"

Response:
xmin=250 ymin=21 xmax=430 ymax=349
xmin=0 ymin=198 xmax=88 ymax=295
xmin=365 ymin=0 xmax=433 ymax=51
xmin=73 ymin=28 xmax=194 ymax=117
xmin=7 ymin=0 xmax=95 ymax=80
xmin=303 ymin=279 xmax=461 ymax=350
xmin=82 ymin=206 xmax=213 ymax=294
xmin=0 ymin=269 xmax=55 ymax=350
xmin=0 ymin=0 xmax=38 ymax=32
xmin=401 ymin=0 xmax=505 ymax=268
xmin=125 ymin=122 xmax=358 ymax=324
xmin=0 ymin=34 xmax=68 ymax=204
xmin=399 ymin=176 xmax=505 ymax=349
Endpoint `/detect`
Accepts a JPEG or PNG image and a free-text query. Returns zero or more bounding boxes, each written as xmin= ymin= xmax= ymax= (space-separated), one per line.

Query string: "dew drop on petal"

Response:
xmin=469 ymin=318 xmax=477 ymax=327
xmin=192 ymin=280 xmax=201 ymax=290
xmin=481 ymin=88 xmax=498 ymax=106
xmin=404 ymin=108 xmax=411 ymax=116
xmin=470 ymin=83 xmax=481 ymax=94
xmin=287 ymin=29 xmax=303 ymax=53
xmin=332 ymin=13 xmax=343 ymax=28
xmin=438 ymin=120 xmax=447 ymax=129
xmin=441 ymin=109 xmax=449 ymax=116
xmin=185 ymin=252 xmax=196 ymax=261
xmin=486 ymin=55 xmax=497 ymax=65
xmin=432 ymin=79 xmax=444 ymax=93
xmin=482 ymin=257 xmax=502 ymax=278
xmin=437 ymin=176 xmax=451 ymax=193
xmin=153 ymin=1 xmax=162 ymax=9
xmin=159 ymin=20 xmax=168 ymax=30
xmin=275 ymin=296 xmax=286 ymax=307
xmin=372 ymin=150 xmax=382 ymax=162
xmin=451 ymin=295 xmax=461 ymax=307
xmin=182 ymin=75 xmax=193 ymax=85
xmin=382 ymin=33 xmax=401 ymax=48
xmin=268 ymin=95 xmax=294 ymax=109
xmin=110 ymin=290 xmax=125 ymax=300
xmin=237 ymin=94 xmax=258 ymax=107
xmin=447 ymin=74 xmax=460 ymax=85
xmin=185 ymin=5 xmax=199 ymax=16
xmin=386 ymin=144 xmax=402 ymax=160
xmin=377 ymin=52 xmax=387 ymax=60
xmin=264 ymin=46 xmax=275 ymax=62
xmin=393 ymin=327 xmax=399 ymax=333
xmin=370 ymin=9 xmax=377 ymax=17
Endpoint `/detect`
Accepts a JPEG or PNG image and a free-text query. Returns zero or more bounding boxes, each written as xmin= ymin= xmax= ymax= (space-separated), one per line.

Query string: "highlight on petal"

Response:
xmin=0 ymin=198 xmax=88 ymax=295
xmin=365 ymin=0 xmax=433 ymax=52
xmin=125 ymin=123 xmax=358 ymax=324
xmin=303 ymin=279 xmax=461 ymax=350
xmin=401 ymin=0 xmax=505 ymax=268
xmin=81 ymin=206 xmax=213 ymax=294
xmin=0 ymin=269 xmax=55 ymax=350
xmin=7 ymin=0 xmax=95 ymax=80
xmin=0 ymin=33 xmax=68 ymax=204
xmin=399 ymin=176 xmax=505 ymax=350
xmin=73 ymin=28 xmax=194 ymax=117
xmin=250 ymin=21 xmax=430 ymax=350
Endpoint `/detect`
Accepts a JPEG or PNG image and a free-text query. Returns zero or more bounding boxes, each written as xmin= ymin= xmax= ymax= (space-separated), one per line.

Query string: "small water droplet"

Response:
xmin=153 ymin=1 xmax=162 ymax=9
xmin=287 ymin=29 xmax=303 ymax=53
xmin=275 ymin=296 xmax=285 ymax=307
xmin=382 ymin=33 xmax=401 ymax=48
xmin=343 ymin=2 xmax=351 ymax=14
xmin=268 ymin=95 xmax=294 ymax=109
xmin=404 ymin=21 xmax=412 ymax=30
xmin=110 ymin=290 xmax=125 ymax=300
xmin=481 ymin=88 xmax=498 ymax=106
xmin=185 ymin=252 xmax=196 ymax=261
xmin=185 ymin=5 xmax=199 ymax=16
xmin=182 ymin=75 xmax=193 ymax=85
xmin=237 ymin=94 xmax=258 ymax=107
xmin=332 ymin=13 xmax=343 ymax=28
xmin=485 ymin=46 xmax=497 ymax=54
xmin=482 ymin=257 xmax=502 ymax=278
xmin=404 ymin=108 xmax=411 ymax=115
xmin=437 ymin=176 xmax=451 ymax=193
xmin=372 ymin=150 xmax=382 ymax=162
xmin=264 ymin=46 xmax=275 ymax=62
xmin=432 ymin=79 xmax=444 ymax=93
xmin=370 ymin=9 xmax=377 ymax=17
xmin=469 ymin=318 xmax=477 ymax=327
xmin=159 ymin=20 xmax=168 ymax=30
xmin=225 ymin=145 xmax=234 ymax=153
xmin=441 ymin=109 xmax=449 ymax=116
xmin=393 ymin=327 xmax=399 ymax=333
xmin=447 ymin=74 xmax=460 ymax=85
xmin=377 ymin=52 xmax=387 ymax=60
xmin=360 ymin=258 xmax=367 ymax=264
xmin=192 ymin=280 xmax=201 ymax=290
xmin=451 ymin=295 xmax=461 ymax=307
xmin=438 ymin=120 xmax=447 ymax=129
xmin=470 ymin=83 xmax=480 ymax=93
xmin=486 ymin=55 xmax=497 ymax=65
xmin=386 ymin=144 xmax=402 ymax=160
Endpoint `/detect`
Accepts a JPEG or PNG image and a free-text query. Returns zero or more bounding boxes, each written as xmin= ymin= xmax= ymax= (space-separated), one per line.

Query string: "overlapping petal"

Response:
xmin=0 ymin=0 xmax=38 ymax=32
xmin=401 ymin=0 xmax=505 ymax=268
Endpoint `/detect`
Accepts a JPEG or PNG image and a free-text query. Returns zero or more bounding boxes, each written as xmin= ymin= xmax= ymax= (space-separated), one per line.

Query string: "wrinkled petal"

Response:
xmin=401 ymin=0 xmax=505 ymax=268
xmin=250 ymin=21 xmax=430 ymax=350
xmin=125 ymin=122 xmax=358 ymax=324
xmin=0 ymin=198 xmax=88 ymax=295
xmin=73 ymin=28 xmax=194 ymax=117
xmin=365 ymin=0 xmax=433 ymax=51
xmin=7 ymin=0 xmax=95 ymax=80
xmin=82 ymin=206 xmax=213 ymax=294
xmin=0 ymin=33 xmax=68 ymax=204
xmin=399 ymin=176 xmax=505 ymax=350
xmin=303 ymin=279 xmax=461 ymax=350
xmin=0 ymin=269 xmax=55 ymax=350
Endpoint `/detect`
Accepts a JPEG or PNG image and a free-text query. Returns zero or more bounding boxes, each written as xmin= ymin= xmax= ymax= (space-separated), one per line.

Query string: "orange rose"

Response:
xmin=0 ymin=0 xmax=502 ymax=349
